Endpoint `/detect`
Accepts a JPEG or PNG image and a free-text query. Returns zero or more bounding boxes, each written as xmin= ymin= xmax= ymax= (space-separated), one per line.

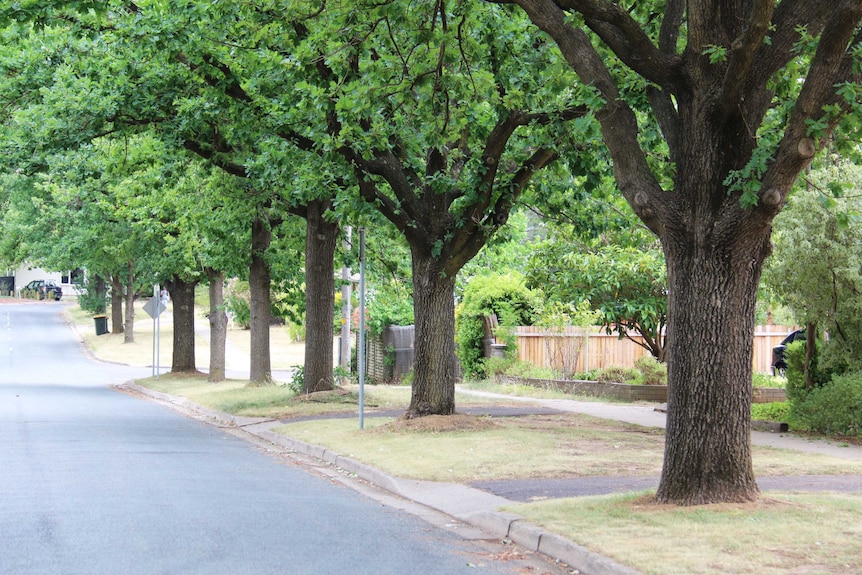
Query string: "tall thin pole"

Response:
xmin=358 ymin=228 xmax=366 ymax=429
xmin=156 ymin=285 xmax=161 ymax=380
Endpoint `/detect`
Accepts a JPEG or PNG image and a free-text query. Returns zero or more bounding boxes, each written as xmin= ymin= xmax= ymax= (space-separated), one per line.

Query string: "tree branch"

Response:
xmin=759 ymin=2 xmax=862 ymax=214
xmin=718 ymin=0 xmax=775 ymax=116
xmin=748 ymin=0 xmax=847 ymax=93
xmin=182 ymin=140 xmax=248 ymax=178
xmin=353 ymin=170 xmax=416 ymax=237
xmin=175 ymin=53 xmax=252 ymax=103
xmin=512 ymin=0 xmax=666 ymax=237
xmin=553 ymin=0 xmax=682 ymax=89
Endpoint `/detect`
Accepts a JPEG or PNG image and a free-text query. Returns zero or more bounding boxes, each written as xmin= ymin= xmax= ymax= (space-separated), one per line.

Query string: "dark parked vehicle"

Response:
xmin=23 ymin=279 xmax=63 ymax=301
xmin=772 ymin=329 xmax=805 ymax=376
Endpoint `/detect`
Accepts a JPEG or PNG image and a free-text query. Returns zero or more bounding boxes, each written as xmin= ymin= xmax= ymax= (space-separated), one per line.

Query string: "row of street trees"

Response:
xmin=3 ymin=1 xmax=861 ymax=506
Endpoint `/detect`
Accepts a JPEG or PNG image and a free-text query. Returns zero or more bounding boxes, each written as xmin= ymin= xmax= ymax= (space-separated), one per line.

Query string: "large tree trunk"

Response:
xmin=805 ymin=321 xmax=817 ymax=391
xmin=123 ymin=264 xmax=135 ymax=344
xmin=165 ymin=275 xmax=198 ymax=373
xmin=91 ymin=274 xmax=107 ymax=315
xmin=302 ymin=200 xmax=338 ymax=393
xmin=110 ymin=274 xmax=123 ymax=334
xmin=406 ymin=250 xmax=457 ymax=418
xmin=655 ymin=221 xmax=770 ymax=505
xmin=249 ymin=216 xmax=272 ymax=383
xmin=206 ymin=269 xmax=227 ymax=383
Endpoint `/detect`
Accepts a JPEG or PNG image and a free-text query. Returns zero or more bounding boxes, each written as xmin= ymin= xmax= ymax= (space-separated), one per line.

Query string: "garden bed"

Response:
xmin=497 ymin=375 xmax=786 ymax=404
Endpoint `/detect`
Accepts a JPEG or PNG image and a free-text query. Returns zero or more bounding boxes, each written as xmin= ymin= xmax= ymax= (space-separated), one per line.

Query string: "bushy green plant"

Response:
xmin=751 ymin=402 xmax=790 ymax=422
xmin=283 ymin=321 xmax=305 ymax=342
xmin=224 ymin=280 xmax=251 ymax=329
xmin=397 ymin=369 xmax=413 ymax=387
xmin=790 ymin=372 xmax=862 ymax=436
xmin=334 ymin=365 xmax=355 ymax=385
xmin=287 ymin=365 xmax=304 ymax=395
xmin=753 ymin=372 xmax=783 ymax=388
xmin=784 ymin=340 xmax=834 ymax=403
xmin=634 ymin=356 xmax=667 ymax=385
xmin=271 ymin=278 xmax=305 ymax=326
xmin=225 ymin=294 xmax=251 ymax=329
xmin=593 ymin=366 xmax=641 ymax=384
xmin=479 ymin=355 xmax=518 ymax=378
xmin=75 ymin=278 xmax=108 ymax=314
xmin=455 ymin=272 xmax=540 ymax=378
xmin=497 ymin=360 xmax=557 ymax=380
xmin=365 ymin=280 xmax=414 ymax=337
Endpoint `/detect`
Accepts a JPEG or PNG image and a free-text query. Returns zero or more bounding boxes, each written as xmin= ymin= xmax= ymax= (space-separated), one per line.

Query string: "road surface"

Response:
xmin=1 ymin=303 xmax=564 ymax=575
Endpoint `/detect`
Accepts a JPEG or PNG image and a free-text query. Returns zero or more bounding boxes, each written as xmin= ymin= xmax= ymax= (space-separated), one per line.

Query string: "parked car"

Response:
xmin=23 ymin=279 xmax=63 ymax=301
xmin=771 ymin=329 xmax=805 ymax=376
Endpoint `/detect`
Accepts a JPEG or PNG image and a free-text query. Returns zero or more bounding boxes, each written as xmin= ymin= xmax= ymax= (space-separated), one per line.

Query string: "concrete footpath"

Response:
xmin=120 ymin=381 xmax=862 ymax=575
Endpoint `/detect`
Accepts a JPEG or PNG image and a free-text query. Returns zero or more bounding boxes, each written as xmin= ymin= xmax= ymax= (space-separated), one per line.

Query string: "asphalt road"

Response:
xmin=0 ymin=303 xmax=565 ymax=575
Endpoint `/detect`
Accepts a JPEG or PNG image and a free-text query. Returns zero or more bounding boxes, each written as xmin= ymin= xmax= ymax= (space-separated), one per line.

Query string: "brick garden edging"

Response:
xmin=498 ymin=375 xmax=786 ymax=404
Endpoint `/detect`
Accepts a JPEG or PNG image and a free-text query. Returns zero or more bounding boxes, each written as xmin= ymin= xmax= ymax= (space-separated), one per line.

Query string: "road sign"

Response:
xmin=143 ymin=297 xmax=166 ymax=319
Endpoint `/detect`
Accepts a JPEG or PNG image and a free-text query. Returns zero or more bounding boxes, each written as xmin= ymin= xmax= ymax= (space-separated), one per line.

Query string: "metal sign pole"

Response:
xmin=152 ymin=284 xmax=158 ymax=378
xmin=145 ymin=286 xmax=166 ymax=380
xmin=156 ymin=286 xmax=161 ymax=380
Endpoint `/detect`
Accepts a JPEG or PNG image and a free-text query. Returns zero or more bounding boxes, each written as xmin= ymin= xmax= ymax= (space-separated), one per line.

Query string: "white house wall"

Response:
xmin=13 ymin=265 xmax=78 ymax=298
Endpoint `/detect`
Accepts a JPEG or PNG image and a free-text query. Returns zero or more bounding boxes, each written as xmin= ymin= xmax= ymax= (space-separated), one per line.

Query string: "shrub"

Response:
xmin=790 ymin=372 xmax=862 ymax=436
xmin=634 ymin=356 xmax=667 ymax=385
xmin=784 ymin=339 xmax=835 ymax=403
xmin=75 ymin=277 xmax=109 ymax=314
xmin=455 ymin=272 xmax=540 ymax=378
xmin=753 ymin=372 xmax=782 ymax=388
xmin=593 ymin=366 xmax=641 ymax=384
xmin=480 ymin=355 xmax=516 ymax=378
xmin=287 ymin=365 xmax=304 ymax=394
xmin=225 ymin=293 xmax=251 ymax=329
xmin=271 ymin=279 xmax=305 ymax=326
xmin=224 ymin=280 xmax=252 ymax=329
xmin=284 ymin=321 xmax=305 ymax=342
xmin=365 ymin=280 xmax=413 ymax=337
xmin=751 ymin=402 xmax=789 ymax=422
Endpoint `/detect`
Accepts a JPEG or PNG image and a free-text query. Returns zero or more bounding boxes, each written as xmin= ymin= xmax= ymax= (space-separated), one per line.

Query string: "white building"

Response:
xmin=2 ymin=265 xmax=83 ymax=299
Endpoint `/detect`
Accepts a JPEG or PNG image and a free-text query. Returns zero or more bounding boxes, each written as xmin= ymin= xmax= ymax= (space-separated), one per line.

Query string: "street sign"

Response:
xmin=143 ymin=297 xmax=166 ymax=319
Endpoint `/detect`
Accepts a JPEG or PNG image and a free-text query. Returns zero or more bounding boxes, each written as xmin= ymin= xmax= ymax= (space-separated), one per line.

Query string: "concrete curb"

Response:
xmin=121 ymin=382 xmax=640 ymax=575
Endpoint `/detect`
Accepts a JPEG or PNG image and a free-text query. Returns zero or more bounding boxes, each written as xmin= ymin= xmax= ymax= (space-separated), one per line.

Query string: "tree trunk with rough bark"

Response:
xmin=165 ymin=275 xmax=198 ymax=373
xmin=110 ymin=274 xmax=123 ymax=334
xmin=206 ymin=269 xmax=227 ymax=383
xmin=656 ymin=230 xmax=767 ymax=504
xmin=406 ymin=250 xmax=457 ymax=418
xmin=123 ymin=264 xmax=135 ymax=344
xmin=249 ymin=217 xmax=272 ymax=383
xmin=91 ymin=274 xmax=108 ymax=315
xmin=302 ymin=199 xmax=338 ymax=393
xmin=805 ymin=321 xmax=818 ymax=391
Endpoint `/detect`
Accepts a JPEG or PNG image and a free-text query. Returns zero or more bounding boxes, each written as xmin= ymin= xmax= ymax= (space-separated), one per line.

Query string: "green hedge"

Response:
xmin=790 ymin=373 xmax=862 ymax=436
xmin=785 ymin=341 xmax=862 ymax=435
xmin=455 ymin=273 xmax=539 ymax=378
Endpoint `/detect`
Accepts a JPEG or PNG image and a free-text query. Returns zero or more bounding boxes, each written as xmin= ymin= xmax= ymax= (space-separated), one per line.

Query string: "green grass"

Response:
xmin=505 ymin=491 xmax=862 ymax=575
xmin=270 ymin=411 xmax=862 ymax=482
xmin=273 ymin=415 xmax=666 ymax=481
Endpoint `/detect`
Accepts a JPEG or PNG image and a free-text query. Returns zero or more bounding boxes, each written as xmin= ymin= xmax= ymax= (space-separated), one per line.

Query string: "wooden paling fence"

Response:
xmin=514 ymin=325 xmax=798 ymax=374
